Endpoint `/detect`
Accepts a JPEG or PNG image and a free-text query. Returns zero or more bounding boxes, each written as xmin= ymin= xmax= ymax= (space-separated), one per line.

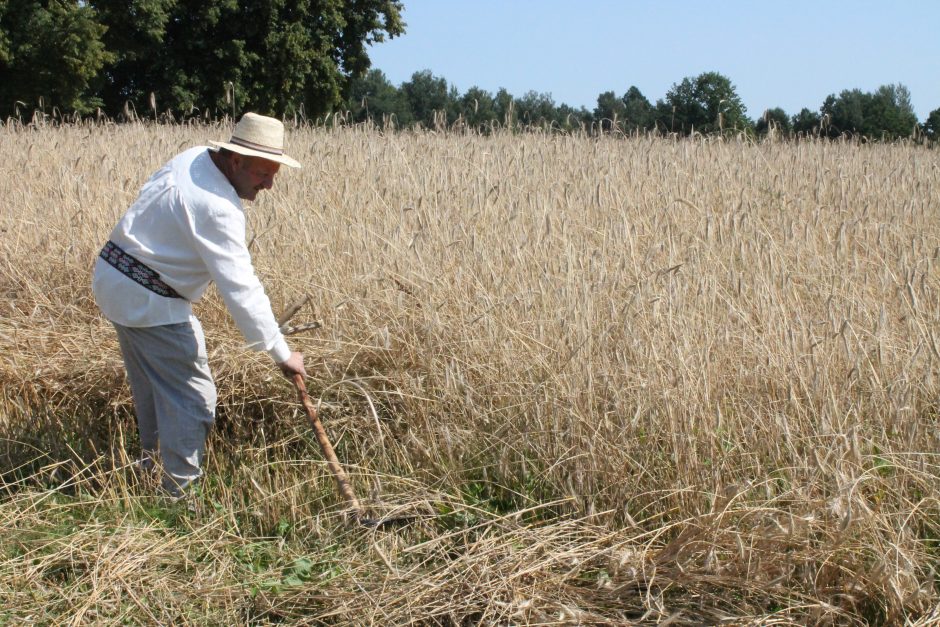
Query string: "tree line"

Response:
xmin=346 ymin=69 xmax=939 ymax=141
xmin=2 ymin=1 xmax=938 ymax=142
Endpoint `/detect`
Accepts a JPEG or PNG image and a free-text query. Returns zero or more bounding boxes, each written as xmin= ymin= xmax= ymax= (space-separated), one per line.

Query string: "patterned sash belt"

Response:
xmin=99 ymin=240 xmax=184 ymax=299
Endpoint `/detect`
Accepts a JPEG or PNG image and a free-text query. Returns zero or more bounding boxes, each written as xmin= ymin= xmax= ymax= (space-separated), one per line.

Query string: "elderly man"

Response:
xmin=93 ymin=112 xmax=306 ymax=498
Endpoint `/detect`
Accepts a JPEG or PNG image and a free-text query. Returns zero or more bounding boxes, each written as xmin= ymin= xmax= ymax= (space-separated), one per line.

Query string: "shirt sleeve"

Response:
xmin=184 ymin=198 xmax=291 ymax=363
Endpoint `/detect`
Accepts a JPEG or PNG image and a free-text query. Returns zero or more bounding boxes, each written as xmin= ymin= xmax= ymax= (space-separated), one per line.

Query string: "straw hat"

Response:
xmin=210 ymin=112 xmax=301 ymax=168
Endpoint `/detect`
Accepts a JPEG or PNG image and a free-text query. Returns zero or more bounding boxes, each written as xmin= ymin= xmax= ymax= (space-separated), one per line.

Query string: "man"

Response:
xmin=93 ymin=112 xmax=306 ymax=498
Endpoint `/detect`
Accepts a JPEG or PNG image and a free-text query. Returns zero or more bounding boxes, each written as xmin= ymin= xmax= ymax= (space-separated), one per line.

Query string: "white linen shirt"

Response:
xmin=93 ymin=146 xmax=291 ymax=363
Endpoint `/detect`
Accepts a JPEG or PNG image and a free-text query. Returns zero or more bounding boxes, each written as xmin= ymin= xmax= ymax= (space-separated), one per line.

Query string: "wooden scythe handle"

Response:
xmin=292 ymin=374 xmax=362 ymax=513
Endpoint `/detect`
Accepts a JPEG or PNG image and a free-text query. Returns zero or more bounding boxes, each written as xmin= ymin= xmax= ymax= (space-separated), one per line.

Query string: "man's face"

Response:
xmin=228 ymin=154 xmax=281 ymax=201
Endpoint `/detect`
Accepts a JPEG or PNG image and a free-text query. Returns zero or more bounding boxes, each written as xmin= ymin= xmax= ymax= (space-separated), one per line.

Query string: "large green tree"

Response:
xmin=821 ymin=84 xmax=917 ymax=139
xmin=594 ymin=86 xmax=653 ymax=133
xmin=621 ymin=86 xmax=654 ymax=133
xmin=457 ymin=86 xmax=498 ymax=130
xmin=593 ymin=90 xmax=625 ymax=131
xmin=868 ymin=84 xmax=918 ymax=138
xmin=514 ymin=90 xmax=556 ymax=127
xmin=655 ymin=71 xmax=749 ymax=135
xmin=344 ymin=68 xmax=412 ymax=126
xmin=493 ymin=87 xmax=514 ymax=126
xmin=791 ymin=107 xmax=822 ymax=135
xmin=0 ymin=0 xmax=112 ymax=117
xmin=755 ymin=107 xmax=791 ymax=136
xmin=400 ymin=69 xmax=456 ymax=128
xmin=924 ymin=108 xmax=940 ymax=141
xmin=821 ymin=89 xmax=865 ymax=136
xmin=91 ymin=0 xmax=403 ymax=119
xmin=554 ymin=102 xmax=592 ymax=131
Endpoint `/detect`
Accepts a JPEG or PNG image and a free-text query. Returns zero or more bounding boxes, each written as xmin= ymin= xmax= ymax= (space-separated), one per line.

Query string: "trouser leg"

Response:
xmin=114 ymin=325 xmax=158 ymax=467
xmin=112 ymin=317 xmax=217 ymax=496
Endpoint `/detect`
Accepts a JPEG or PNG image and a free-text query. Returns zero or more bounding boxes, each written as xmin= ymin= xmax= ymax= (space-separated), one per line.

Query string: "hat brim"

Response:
xmin=210 ymin=140 xmax=301 ymax=168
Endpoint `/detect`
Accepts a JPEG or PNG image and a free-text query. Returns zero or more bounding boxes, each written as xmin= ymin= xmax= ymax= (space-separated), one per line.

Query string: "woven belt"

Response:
xmin=99 ymin=240 xmax=184 ymax=299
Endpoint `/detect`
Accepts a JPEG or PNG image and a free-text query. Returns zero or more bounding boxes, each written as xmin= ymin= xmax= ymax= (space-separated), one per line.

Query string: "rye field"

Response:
xmin=1 ymin=121 xmax=939 ymax=625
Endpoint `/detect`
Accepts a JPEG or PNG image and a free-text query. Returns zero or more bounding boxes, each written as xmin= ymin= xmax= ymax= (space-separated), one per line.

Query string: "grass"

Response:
xmin=1 ymin=119 xmax=939 ymax=624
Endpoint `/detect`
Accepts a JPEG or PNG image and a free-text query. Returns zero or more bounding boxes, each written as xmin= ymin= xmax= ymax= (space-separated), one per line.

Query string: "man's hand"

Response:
xmin=279 ymin=351 xmax=306 ymax=379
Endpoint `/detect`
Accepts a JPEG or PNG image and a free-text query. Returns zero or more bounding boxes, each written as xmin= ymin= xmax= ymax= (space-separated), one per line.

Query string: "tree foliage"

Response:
xmin=593 ymin=87 xmax=654 ymax=133
xmin=345 ymin=68 xmax=412 ymax=125
xmin=458 ymin=86 xmax=497 ymax=130
xmin=400 ymin=69 xmax=454 ymax=128
xmin=755 ymin=107 xmax=791 ymax=136
xmin=0 ymin=0 xmax=112 ymax=116
xmin=925 ymin=108 xmax=940 ymax=141
xmin=655 ymin=72 xmax=749 ymax=135
xmin=622 ymin=86 xmax=655 ymax=133
xmin=821 ymin=84 xmax=918 ymax=139
xmin=493 ymin=88 xmax=514 ymax=126
xmin=594 ymin=90 xmax=624 ymax=131
xmin=514 ymin=90 xmax=557 ymax=127
xmin=791 ymin=108 xmax=822 ymax=135
xmin=1 ymin=0 xmax=404 ymax=119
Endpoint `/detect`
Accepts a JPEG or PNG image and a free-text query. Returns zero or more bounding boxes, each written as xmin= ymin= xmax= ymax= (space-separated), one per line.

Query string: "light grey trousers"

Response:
xmin=112 ymin=317 xmax=217 ymax=496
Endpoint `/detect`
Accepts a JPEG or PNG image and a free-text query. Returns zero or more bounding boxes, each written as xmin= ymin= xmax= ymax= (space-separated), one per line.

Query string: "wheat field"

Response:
xmin=1 ymin=120 xmax=939 ymax=625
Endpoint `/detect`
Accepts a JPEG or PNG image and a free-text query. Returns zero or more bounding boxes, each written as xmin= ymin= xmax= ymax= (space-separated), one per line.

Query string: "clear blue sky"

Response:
xmin=368 ymin=0 xmax=940 ymax=121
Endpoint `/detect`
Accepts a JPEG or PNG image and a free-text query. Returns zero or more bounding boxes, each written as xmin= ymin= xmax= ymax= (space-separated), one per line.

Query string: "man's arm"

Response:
xmin=186 ymin=201 xmax=305 ymax=376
